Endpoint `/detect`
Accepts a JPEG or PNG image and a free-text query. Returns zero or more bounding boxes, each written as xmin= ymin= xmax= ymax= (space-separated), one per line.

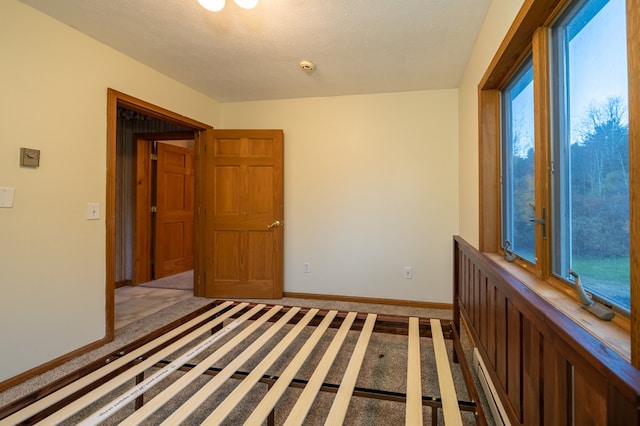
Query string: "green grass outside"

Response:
xmin=508 ymin=249 xmax=630 ymax=311
xmin=571 ymin=256 xmax=630 ymax=310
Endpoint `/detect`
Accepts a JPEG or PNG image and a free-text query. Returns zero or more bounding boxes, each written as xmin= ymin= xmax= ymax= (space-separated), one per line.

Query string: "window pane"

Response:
xmin=553 ymin=0 xmax=629 ymax=311
xmin=502 ymin=58 xmax=535 ymax=263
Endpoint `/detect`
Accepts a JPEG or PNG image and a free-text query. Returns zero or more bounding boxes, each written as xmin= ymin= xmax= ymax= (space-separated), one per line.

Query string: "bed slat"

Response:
xmin=84 ymin=305 xmax=285 ymax=425
xmin=431 ymin=318 xmax=463 ymax=426
xmin=201 ymin=309 xmax=336 ymax=425
xmin=34 ymin=302 xmax=256 ymax=425
xmin=249 ymin=311 xmax=358 ymax=425
xmin=406 ymin=316 xmax=423 ymax=425
xmin=0 ymin=301 xmax=235 ymax=426
xmin=281 ymin=311 xmax=358 ymax=426
xmin=157 ymin=307 xmax=315 ymax=425
xmin=324 ymin=313 xmax=377 ymax=425
xmin=162 ymin=309 xmax=321 ymax=425
xmin=119 ymin=306 xmax=300 ymax=425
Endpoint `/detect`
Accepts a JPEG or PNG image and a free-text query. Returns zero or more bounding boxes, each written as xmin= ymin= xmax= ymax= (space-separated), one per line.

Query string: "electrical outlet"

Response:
xmin=404 ymin=266 xmax=413 ymax=279
xmin=304 ymin=262 xmax=311 ymax=273
xmin=86 ymin=202 xmax=100 ymax=220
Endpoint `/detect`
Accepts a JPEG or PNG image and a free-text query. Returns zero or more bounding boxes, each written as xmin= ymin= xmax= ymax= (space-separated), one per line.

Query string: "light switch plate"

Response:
xmin=0 ymin=187 xmax=15 ymax=208
xmin=20 ymin=148 xmax=40 ymax=167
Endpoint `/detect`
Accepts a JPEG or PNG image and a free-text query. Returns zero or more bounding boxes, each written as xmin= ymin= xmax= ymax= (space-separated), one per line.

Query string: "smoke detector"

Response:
xmin=299 ymin=60 xmax=316 ymax=74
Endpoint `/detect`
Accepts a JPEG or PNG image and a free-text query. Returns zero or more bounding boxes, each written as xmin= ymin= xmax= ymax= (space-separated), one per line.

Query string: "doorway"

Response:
xmin=134 ymin=135 xmax=195 ymax=285
xmin=106 ymin=89 xmax=212 ymax=341
xmin=106 ymin=90 xmax=285 ymax=341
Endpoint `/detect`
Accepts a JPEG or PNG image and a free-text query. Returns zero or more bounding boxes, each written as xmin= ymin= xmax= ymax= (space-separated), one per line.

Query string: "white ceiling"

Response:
xmin=19 ymin=0 xmax=491 ymax=103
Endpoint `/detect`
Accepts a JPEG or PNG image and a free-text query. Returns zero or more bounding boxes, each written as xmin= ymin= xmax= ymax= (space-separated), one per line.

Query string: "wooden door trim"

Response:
xmin=106 ymin=88 xmax=213 ymax=341
xmin=134 ymin=137 xmax=153 ymax=285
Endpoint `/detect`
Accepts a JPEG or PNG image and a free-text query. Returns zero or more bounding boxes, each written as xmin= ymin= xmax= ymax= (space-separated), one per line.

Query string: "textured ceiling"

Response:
xmin=18 ymin=0 xmax=491 ymax=103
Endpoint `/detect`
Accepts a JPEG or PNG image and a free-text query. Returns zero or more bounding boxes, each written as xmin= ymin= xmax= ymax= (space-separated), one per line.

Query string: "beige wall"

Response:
xmin=0 ymin=0 xmax=526 ymax=384
xmin=0 ymin=0 xmax=220 ymax=381
xmin=457 ymin=0 xmax=525 ymax=247
xmin=220 ymin=90 xmax=459 ymax=303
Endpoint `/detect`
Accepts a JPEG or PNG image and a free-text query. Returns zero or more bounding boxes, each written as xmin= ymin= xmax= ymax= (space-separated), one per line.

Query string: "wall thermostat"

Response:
xmin=20 ymin=148 xmax=40 ymax=167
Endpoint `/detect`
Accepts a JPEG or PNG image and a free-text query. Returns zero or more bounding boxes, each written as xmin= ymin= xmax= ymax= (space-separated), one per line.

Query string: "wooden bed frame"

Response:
xmin=0 ymin=300 xmax=486 ymax=425
xmin=454 ymin=235 xmax=640 ymax=425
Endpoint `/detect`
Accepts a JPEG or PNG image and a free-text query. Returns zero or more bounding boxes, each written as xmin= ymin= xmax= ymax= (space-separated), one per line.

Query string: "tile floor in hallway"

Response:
xmin=115 ymin=286 xmax=194 ymax=329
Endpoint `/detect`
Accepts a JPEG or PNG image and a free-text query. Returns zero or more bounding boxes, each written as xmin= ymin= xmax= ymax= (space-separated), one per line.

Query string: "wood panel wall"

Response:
xmin=453 ymin=236 xmax=640 ymax=425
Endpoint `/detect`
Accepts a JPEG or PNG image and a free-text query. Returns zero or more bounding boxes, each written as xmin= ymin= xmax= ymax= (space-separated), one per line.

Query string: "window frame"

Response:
xmin=500 ymin=54 xmax=537 ymax=265
xmin=478 ymin=0 xmax=639 ymax=367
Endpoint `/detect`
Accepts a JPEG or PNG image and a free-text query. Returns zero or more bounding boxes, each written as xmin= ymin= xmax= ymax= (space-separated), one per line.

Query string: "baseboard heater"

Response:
xmin=473 ymin=348 xmax=510 ymax=426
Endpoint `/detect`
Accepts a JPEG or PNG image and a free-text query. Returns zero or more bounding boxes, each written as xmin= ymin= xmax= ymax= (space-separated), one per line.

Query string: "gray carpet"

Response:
xmin=0 ymin=296 xmax=495 ymax=425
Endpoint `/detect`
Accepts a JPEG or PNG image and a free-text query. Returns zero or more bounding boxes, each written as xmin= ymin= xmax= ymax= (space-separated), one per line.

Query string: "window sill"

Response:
xmin=485 ymin=253 xmax=631 ymax=362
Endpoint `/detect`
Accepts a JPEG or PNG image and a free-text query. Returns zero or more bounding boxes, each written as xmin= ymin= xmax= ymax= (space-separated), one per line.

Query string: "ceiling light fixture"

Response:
xmin=233 ymin=0 xmax=259 ymax=9
xmin=197 ymin=0 xmax=258 ymax=12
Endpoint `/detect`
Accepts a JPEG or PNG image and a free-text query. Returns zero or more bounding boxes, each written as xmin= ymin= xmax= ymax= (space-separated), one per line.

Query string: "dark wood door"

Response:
xmin=204 ymin=129 xmax=284 ymax=298
xmin=154 ymin=142 xmax=195 ymax=278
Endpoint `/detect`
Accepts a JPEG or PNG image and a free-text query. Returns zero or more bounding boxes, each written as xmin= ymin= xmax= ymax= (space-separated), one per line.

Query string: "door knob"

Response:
xmin=267 ymin=220 xmax=282 ymax=229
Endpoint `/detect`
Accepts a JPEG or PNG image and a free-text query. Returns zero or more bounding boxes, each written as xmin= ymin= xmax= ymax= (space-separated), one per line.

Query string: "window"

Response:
xmin=501 ymin=57 xmax=536 ymax=263
xmin=551 ymin=0 xmax=629 ymax=311
xmin=496 ymin=0 xmax=630 ymax=313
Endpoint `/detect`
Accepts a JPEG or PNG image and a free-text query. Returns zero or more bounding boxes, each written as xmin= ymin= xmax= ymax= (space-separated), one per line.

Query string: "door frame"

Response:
xmin=106 ymin=88 xmax=212 ymax=341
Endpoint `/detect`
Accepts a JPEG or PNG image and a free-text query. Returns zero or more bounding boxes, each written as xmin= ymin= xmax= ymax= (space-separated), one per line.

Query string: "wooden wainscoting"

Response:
xmin=453 ymin=235 xmax=640 ymax=425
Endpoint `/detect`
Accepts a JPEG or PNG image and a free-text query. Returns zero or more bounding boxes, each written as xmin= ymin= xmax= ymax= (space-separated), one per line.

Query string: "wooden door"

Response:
xmin=154 ymin=142 xmax=195 ymax=278
xmin=204 ymin=130 xmax=284 ymax=298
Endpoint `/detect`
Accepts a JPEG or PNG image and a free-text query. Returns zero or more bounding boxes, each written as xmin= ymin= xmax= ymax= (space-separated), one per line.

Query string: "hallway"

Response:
xmin=115 ymin=286 xmax=194 ymax=329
